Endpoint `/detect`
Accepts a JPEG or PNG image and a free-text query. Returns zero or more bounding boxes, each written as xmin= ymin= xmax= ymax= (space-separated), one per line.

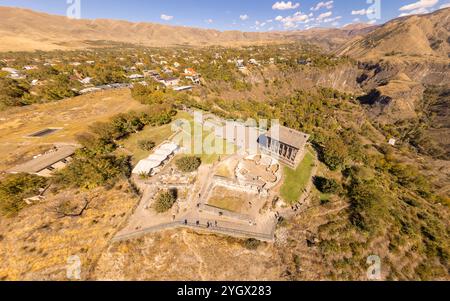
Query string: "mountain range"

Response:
xmin=0 ymin=6 xmax=377 ymax=51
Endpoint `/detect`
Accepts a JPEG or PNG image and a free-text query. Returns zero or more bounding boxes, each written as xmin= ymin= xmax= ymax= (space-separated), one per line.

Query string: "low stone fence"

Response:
xmin=113 ymin=220 xmax=275 ymax=243
xmin=213 ymin=176 xmax=261 ymax=194
xmin=199 ymin=204 xmax=253 ymax=223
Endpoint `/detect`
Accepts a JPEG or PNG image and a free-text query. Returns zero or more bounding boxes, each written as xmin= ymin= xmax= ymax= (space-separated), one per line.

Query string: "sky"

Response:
xmin=1 ymin=0 xmax=449 ymax=31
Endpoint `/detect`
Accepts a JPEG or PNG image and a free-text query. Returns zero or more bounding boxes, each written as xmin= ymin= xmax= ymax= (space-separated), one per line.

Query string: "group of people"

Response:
xmin=184 ymin=219 xmax=219 ymax=228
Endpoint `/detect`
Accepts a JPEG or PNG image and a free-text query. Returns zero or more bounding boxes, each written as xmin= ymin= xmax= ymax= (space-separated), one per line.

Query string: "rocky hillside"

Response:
xmin=338 ymin=8 xmax=450 ymax=61
xmin=342 ymin=8 xmax=449 ymax=128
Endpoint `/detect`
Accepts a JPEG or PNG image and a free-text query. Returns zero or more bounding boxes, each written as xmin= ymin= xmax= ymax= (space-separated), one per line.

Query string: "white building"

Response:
xmin=23 ymin=65 xmax=38 ymax=70
xmin=128 ymin=74 xmax=145 ymax=80
xmin=173 ymin=86 xmax=192 ymax=92
xmin=249 ymin=59 xmax=260 ymax=66
xmin=132 ymin=142 xmax=179 ymax=176
xmin=79 ymin=77 xmax=92 ymax=85
xmin=161 ymin=78 xmax=180 ymax=87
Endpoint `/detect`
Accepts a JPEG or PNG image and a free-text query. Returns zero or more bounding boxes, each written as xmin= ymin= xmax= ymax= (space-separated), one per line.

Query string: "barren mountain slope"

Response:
xmin=0 ymin=6 xmax=374 ymax=51
xmin=338 ymin=8 xmax=450 ymax=61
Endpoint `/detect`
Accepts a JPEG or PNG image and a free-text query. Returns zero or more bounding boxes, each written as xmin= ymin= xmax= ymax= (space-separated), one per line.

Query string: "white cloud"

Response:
xmin=398 ymin=0 xmax=439 ymax=17
xmin=205 ymin=19 xmax=213 ymax=24
xmin=322 ymin=15 xmax=342 ymax=23
xmin=399 ymin=0 xmax=438 ymax=11
xmin=160 ymin=14 xmax=174 ymax=21
xmin=399 ymin=7 xmax=431 ymax=16
xmin=310 ymin=1 xmax=334 ymax=11
xmin=440 ymin=2 xmax=450 ymax=8
xmin=240 ymin=14 xmax=249 ymax=21
xmin=275 ymin=11 xmax=312 ymax=29
xmin=351 ymin=8 xmax=375 ymax=15
xmin=272 ymin=1 xmax=300 ymax=10
xmin=316 ymin=11 xmax=332 ymax=21
xmin=367 ymin=19 xmax=377 ymax=25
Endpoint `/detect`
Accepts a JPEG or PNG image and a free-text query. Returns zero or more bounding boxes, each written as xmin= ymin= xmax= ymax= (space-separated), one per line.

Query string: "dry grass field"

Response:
xmin=0 ymin=180 xmax=139 ymax=280
xmin=93 ymin=230 xmax=283 ymax=281
xmin=208 ymin=186 xmax=253 ymax=214
xmin=0 ymin=88 xmax=147 ymax=171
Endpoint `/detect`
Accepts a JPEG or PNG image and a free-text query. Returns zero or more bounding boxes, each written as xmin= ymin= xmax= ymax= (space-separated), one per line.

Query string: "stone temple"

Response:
xmin=258 ymin=124 xmax=310 ymax=168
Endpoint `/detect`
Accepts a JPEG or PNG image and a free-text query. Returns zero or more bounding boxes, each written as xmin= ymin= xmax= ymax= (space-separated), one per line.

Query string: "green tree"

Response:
xmin=313 ymin=176 xmax=340 ymax=194
xmin=0 ymin=173 xmax=47 ymax=216
xmin=138 ymin=140 xmax=156 ymax=151
xmin=175 ymin=156 xmax=201 ymax=172
xmin=154 ymin=190 xmax=177 ymax=213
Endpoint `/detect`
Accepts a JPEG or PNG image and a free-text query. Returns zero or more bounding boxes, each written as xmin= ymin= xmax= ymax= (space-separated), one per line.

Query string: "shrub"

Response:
xmin=348 ymin=179 xmax=388 ymax=232
xmin=314 ymin=177 xmax=340 ymax=194
xmin=318 ymin=138 xmax=348 ymax=171
xmin=243 ymin=238 xmax=261 ymax=250
xmin=0 ymin=173 xmax=47 ymax=216
xmin=175 ymin=156 xmax=201 ymax=172
xmin=154 ymin=189 xmax=177 ymax=213
xmin=138 ymin=140 xmax=155 ymax=151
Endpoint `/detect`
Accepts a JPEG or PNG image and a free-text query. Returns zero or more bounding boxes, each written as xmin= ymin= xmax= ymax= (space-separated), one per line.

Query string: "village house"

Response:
xmin=128 ymin=74 xmax=145 ymax=80
xmin=143 ymin=70 xmax=160 ymax=78
xmin=236 ymin=59 xmax=245 ymax=69
xmin=79 ymin=77 xmax=93 ymax=85
xmin=1 ymin=67 xmax=25 ymax=79
xmin=173 ymin=86 xmax=192 ymax=92
xmin=23 ymin=65 xmax=38 ymax=70
xmin=249 ymin=58 xmax=260 ymax=66
xmin=161 ymin=77 xmax=180 ymax=87
xmin=184 ymin=68 xmax=197 ymax=76
xmin=298 ymin=58 xmax=312 ymax=66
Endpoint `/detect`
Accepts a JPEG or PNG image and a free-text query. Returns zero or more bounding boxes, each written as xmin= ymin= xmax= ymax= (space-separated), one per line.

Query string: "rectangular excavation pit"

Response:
xmin=27 ymin=128 xmax=62 ymax=138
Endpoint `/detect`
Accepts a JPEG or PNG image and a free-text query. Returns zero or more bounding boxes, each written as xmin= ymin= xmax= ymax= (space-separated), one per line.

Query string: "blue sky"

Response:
xmin=1 ymin=0 xmax=449 ymax=31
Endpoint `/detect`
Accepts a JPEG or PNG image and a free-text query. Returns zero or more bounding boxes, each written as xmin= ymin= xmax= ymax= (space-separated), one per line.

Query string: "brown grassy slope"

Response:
xmin=0 ymin=181 xmax=139 ymax=280
xmin=0 ymin=6 xmax=375 ymax=51
xmin=338 ymin=8 xmax=450 ymax=61
xmin=93 ymin=230 xmax=284 ymax=281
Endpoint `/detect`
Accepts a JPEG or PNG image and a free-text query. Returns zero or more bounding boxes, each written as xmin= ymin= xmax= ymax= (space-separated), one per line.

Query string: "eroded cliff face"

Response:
xmin=306 ymin=64 xmax=362 ymax=92
xmin=359 ymin=60 xmax=450 ymax=90
xmin=356 ymin=60 xmax=449 ymax=123
xmin=211 ymin=63 xmax=363 ymax=102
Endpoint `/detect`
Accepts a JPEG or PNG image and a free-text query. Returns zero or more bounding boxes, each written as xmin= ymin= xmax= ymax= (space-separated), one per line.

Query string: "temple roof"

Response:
xmin=265 ymin=124 xmax=310 ymax=149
